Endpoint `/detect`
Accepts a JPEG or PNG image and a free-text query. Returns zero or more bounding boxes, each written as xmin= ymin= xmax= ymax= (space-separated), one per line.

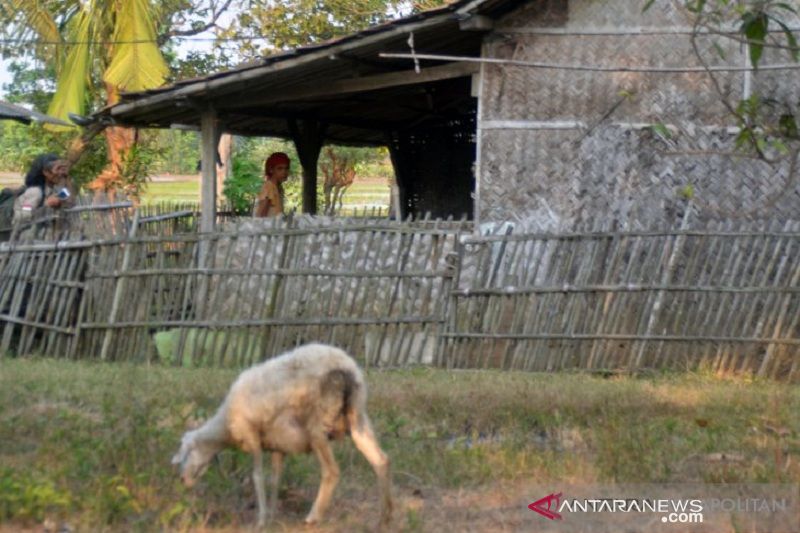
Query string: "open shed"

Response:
xmin=96 ymin=0 xmax=523 ymax=229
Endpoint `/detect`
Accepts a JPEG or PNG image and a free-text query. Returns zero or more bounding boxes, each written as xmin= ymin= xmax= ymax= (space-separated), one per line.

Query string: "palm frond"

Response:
xmin=103 ymin=0 xmax=169 ymax=92
xmin=45 ymin=8 xmax=92 ymax=131
xmin=2 ymin=0 xmax=61 ymax=41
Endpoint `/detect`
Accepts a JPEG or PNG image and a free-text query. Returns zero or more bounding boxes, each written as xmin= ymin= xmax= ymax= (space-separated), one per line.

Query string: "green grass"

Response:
xmin=1 ymin=359 xmax=798 ymax=531
xmin=139 ymin=178 xmax=389 ymax=207
xmin=140 ymin=181 xmax=201 ymax=205
xmin=4 ymin=173 xmax=389 ymax=207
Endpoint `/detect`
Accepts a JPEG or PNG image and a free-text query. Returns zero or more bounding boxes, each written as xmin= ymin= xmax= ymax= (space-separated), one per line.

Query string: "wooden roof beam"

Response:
xmin=221 ymin=62 xmax=478 ymax=110
xmin=459 ymin=15 xmax=494 ymax=31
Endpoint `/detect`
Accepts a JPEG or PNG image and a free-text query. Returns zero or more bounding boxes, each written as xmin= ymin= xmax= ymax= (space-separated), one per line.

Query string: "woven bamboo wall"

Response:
xmin=476 ymin=0 xmax=800 ymax=229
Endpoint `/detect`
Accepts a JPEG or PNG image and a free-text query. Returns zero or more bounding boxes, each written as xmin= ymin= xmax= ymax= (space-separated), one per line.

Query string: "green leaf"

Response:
xmin=642 ymin=0 xmax=656 ymax=12
xmin=771 ymin=139 xmax=789 ymax=155
xmin=779 ymin=114 xmax=799 ymax=138
xmin=679 ymin=184 xmax=694 ymax=200
xmin=650 ymin=123 xmax=672 ymax=139
xmin=713 ymin=41 xmax=727 ymax=60
xmin=735 ymin=128 xmax=754 ymax=150
xmin=772 ymin=17 xmax=800 ymax=62
xmin=687 ymin=0 xmax=707 ymax=14
xmin=741 ymin=12 xmax=768 ymax=68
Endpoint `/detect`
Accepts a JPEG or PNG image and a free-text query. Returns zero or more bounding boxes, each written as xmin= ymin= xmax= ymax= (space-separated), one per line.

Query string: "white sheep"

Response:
xmin=171 ymin=343 xmax=393 ymax=528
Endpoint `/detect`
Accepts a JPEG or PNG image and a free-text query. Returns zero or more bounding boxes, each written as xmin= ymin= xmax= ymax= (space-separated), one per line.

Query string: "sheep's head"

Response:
xmin=171 ymin=430 xmax=215 ymax=488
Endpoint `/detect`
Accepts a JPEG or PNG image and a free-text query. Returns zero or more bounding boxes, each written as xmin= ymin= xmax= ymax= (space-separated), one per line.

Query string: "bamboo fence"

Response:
xmin=1 ymin=214 xmax=798 ymax=380
xmin=0 ymin=214 xmax=467 ymax=368
xmin=441 ymin=221 xmax=800 ymax=380
xmin=3 ymin=200 xmax=206 ymax=242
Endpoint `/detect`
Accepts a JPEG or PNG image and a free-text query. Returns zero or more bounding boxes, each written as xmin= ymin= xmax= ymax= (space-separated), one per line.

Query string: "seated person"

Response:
xmin=13 ymin=153 xmax=76 ymax=223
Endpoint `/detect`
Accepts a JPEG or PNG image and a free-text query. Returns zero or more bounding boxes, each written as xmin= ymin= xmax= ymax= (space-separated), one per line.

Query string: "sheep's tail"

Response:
xmin=320 ymin=367 xmax=361 ymax=436
xmin=345 ymin=370 xmax=368 ymax=431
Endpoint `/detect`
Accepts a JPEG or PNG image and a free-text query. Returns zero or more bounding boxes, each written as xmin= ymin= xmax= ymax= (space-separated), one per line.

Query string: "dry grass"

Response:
xmin=0 ymin=359 xmax=798 ymax=531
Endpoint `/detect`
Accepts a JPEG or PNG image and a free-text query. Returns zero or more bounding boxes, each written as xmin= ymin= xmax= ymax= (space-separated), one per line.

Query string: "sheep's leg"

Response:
xmin=252 ymin=448 xmax=268 ymax=528
xmin=349 ymin=411 xmax=393 ymax=527
xmin=269 ymin=451 xmax=283 ymax=520
xmin=305 ymin=432 xmax=340 ymax=524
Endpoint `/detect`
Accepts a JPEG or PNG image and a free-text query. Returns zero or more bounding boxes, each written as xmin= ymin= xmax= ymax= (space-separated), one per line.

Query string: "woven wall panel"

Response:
xmin=477 ymin=0 xmax=800 ymax=228
xmin=750 ymin=43 xmax=800 ymax=119
xmin=496 ymin=0 xmax=689 ymax=30
xmin=479 ymin=126 xmax=800 ymax=229
xmin=482 ymin=32 xmax=742 ymax=123
xmin=495 ymin=0 xmax=568 ymax=29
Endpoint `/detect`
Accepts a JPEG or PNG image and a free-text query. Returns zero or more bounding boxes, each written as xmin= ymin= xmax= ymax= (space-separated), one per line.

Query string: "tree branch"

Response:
xmin=687 ymin=15 xmax=776 ymax=162
xmin=159 ymin=0 xmax=235 ymax=41
xmin=699 ymin=23 xmax=800 ymax=56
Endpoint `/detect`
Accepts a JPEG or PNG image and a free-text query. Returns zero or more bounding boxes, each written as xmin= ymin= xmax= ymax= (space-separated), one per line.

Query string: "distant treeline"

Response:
xmin=0 ymin=122 xmax=393 ymax=182
xmin=0 ymin=121 xmax=201 ymax=178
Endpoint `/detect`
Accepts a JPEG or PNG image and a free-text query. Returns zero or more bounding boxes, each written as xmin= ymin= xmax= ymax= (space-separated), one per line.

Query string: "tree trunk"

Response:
xmin=216 ymin=133 xmax=233 ymax=208
xmin=86 ymin=83 xmax=136 ymax=203
xmin=65 ymin=120 xmax=106 ymax=167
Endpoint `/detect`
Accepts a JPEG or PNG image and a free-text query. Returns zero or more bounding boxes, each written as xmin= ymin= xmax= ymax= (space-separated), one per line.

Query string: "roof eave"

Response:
xmin=105 ymin=10 xmax=460 ymax=123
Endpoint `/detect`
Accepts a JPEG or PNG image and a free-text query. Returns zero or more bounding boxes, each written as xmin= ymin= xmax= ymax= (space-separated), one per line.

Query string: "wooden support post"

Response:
xmin=289 ymin=119 xmax=326 ymax=215
xmin=387 ymin=137 xmax=410 ymax=220
xmin=198 ymin=109 xmax=219 ymax=318
xmin=200 ymin=109 xmax=219 ymax=232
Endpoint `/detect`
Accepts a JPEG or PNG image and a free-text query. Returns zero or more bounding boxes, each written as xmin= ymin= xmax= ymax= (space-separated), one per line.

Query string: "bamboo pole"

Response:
xmin=633 ymin=206 xmax=693 ymax=369
xmin=733 ymin=225 xmax=790 ymax=374
xmin=586 ymin=234 xmax=625 ymax=368
xmin=758 ymin=247 xmax=800 ymax=377
xmin=18 ymin=249 xmax=52 ymax=355
xmin=100 ymin=210 xmax=139 ymax=361
xmin=438 ymin=332 xmax=800 ymax=344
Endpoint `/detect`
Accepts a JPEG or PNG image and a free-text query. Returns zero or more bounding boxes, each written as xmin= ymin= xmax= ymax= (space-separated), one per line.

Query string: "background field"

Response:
xmin=1 ymin=359 xmax=798 ymax=532
xmin=0 ymin=173 xmax=391 ymax=210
